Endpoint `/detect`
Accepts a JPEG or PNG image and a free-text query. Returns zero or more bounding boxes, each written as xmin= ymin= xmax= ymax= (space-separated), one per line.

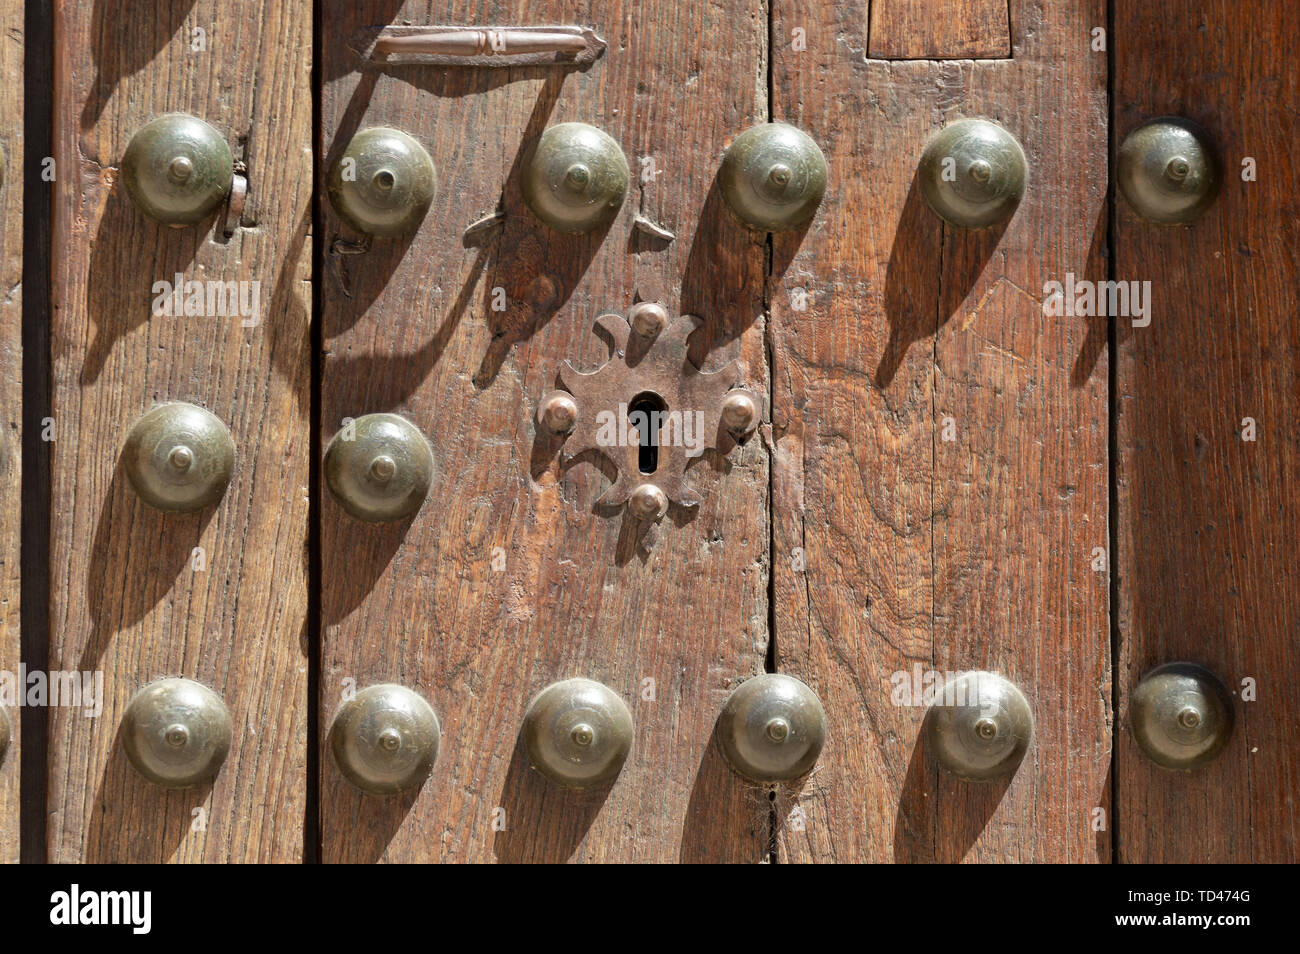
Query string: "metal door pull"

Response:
xmin=351 ymin=25 xmax=607 ymax=68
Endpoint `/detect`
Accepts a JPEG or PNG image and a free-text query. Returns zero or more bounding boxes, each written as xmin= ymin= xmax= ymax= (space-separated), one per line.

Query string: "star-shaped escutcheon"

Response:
xmin=536 ymin=302 xmax=762 ymax=532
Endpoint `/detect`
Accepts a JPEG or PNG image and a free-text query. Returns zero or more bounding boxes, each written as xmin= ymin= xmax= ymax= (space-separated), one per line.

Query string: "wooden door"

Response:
xmin=21 ymin=0 xmax=1297 ymax=864
xmin=318 ymin=0 xmax=769 ymax=864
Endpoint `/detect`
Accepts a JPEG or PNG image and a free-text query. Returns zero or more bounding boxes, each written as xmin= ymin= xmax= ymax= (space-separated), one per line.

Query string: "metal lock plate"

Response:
xmin=538 ymin=304 xmax=761 ymax=535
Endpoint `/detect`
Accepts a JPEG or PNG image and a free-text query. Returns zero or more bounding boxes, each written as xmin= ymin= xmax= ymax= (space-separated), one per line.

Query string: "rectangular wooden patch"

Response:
xmin=869 ymin=0 xmax=1012 ymax=60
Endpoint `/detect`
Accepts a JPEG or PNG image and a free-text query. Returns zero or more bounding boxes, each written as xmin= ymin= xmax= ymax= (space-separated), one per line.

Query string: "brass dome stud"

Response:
xmin=521 ymin=123 xmax=630 ymax=233
xmin=120 ymin=678 xmax=232 ymax=789
xmin=925 ymin=670 xmax=1033 ymax=782
xmin=327 ymin=127 xmax=438 ymax=237
xmin=122 ymin=402 xmax=235 ymax=513
xmin=1130 ymin=662 xmax=1234 ymax=770
xmin=719 ymin=122 xmax=828 ymax=231
xmin=329 ymin=684 xmax=441 ymax=795
xmin=121 ymin=113 xmax=234 ymax=227
xmin=521 ymin=678 xmax=633 ymax=788
xmin=918 ymin=118 xmax=1026 ymax=229
xmin=1117 ymin=117 xmax=1221 ymax=225
xmin=717 ymin=673 xmax=827 ymax=783
xmin=324 ymin=413 xmax=434 ymax=523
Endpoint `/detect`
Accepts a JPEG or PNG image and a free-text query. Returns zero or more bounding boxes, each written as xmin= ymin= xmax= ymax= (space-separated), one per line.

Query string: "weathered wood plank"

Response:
xmin=0 ymin=0 xmax=22 ymax=866
xmin=772 ymin=0 xmax=1110 ymax=861
xmin=320 ymin=0 xmax=768 ymax=863
xmin=1114 ymin=0 xmax=1300 ymax=862
xmin=47 ymin=0 xmax=311 ymax=862
xmin=869 ymin=0 xmax=1012 ymax=60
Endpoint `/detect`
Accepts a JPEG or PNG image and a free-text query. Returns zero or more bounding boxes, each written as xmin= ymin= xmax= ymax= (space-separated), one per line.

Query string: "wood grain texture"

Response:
xmin=771 ymin=0 xmax=1110 ymax=861
xmin=0 ymin=0 xmax=21 ymax=867
xmin=1114 ymin=0 xmax=1300 ymax=862
xmin=869 ymin=0 xmax=1011 ymax=60
xmin=47 ymin=0 xmax=311 ymax=862
xmin=320 ymin=0 xmax=768 ymax=863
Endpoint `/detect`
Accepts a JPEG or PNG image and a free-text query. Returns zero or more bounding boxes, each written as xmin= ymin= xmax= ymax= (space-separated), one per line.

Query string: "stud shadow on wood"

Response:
xmin=876 ymin=168 xmax=1007 ymax=390
xmin=492 ymin=730 xmax=613 ymax=863
xmin=82 ymin=187 xmax=205 ymax=385
xmin=80 ymin=455 xmax=215 ymax=673
xmin=264 ymin=207 xmax=312 ymax=418
xmin=320 ymin=762 xmax=421 ymax=865
xmin=680 ymin=721 xmax=770 ymax=863
xmin=474 ymin=73 xmax=606 ymax=390
xmin=891 ymin=713 xmax=1014 ymax=863
xmin=1068 ymin=201 xmax=1111 ymax=388
xmin=325 ymin=245 xmax=489 ymax=413
xmin=86 ymin=720 xmax=213 ymax=863
xmin=78 ymin=0 xmax=198 ymax=130
xmin=680 ymin=173 xmax=766 ymax=371
xmin=320 ymin=508 xmax=416 ymax=627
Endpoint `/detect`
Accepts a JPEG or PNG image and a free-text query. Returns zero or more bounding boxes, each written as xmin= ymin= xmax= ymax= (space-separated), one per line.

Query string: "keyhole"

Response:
xmin=629 ymin=391 xmax=667 ymax=475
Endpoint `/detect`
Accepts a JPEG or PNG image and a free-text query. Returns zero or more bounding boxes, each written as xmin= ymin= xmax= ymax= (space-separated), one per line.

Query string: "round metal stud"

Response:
xmin=721 ymin=391 xmax=759 ymax=435
xmin=925 ymin=670 xmax=1033 ymax=782
xmin=629 ymin=301 xmax=669 ymax=339
xmin=1118 ymin=117 xmax=1221 ymax=225
xmin=717 ymin=673 xmax=826 ymax=783
xmin=536 ymin=391 xmax=578 ymax=435
xmin=521 ymin=122 xmax=629 ymax=233
xmin=121 ymin=113 xmax=233 ymax=227
xmin=1130 ymin=662 xmax=1233 ymax=770
xmin=324 ymin=413 xmax=433 ymax=522
xmin=120 ymin=678 xmax=232 ymax=789
xmin=0 ymin=705 xmax=9 ymax=765
xmin=628 ymin=482 xmax=668 ymax=522
xmin=327 ymin=127 xmax=438 ymax=237
xmin=919 ymin=119 xmax=1026 ymax=229
xmin=330 ymin=684 xmax=440 ymax=795
xmin=720 ymin=122 xmax=828 ymax=232
xmin=123 ymin=402 xmax=235 ymax=513
xmin=522 ymin=678 xmax=633 ymax=788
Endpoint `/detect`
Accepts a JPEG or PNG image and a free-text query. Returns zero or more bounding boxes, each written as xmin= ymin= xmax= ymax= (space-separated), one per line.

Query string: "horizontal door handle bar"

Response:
xmin=352 ymin=25 xmax=607 ymax=67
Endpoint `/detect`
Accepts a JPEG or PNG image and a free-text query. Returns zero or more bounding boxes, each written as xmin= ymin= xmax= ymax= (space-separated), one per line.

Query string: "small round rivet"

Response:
xmin=628 ymin=482 xmax=668 ymax=522
xmin=629 ymin=301 xmax=669 ymax=339
xmin=522 ymin=123 xmax=629 ymax=233
xmin=123 ymin=403 xmax=235 ymax=513
xmin=522 ymin=678 xmax=633 ymax=788
xmin=324 ymin=413 xmax=433 ymax=523
xmin=718 ymin=673 xmax=826 ymax=782
xmin=925 ymin=671 xmax=1033 ymax=782
xmin=328 ymin=127 xmax=438 ymax=237
xmin=721 ymin=391 xmax=759 ymax=435
xmin=919 ymin=118 xmax=1026 ymax=229
xmin=1118 ymin=117 xmax=1221 ymax=225
xmin=720 ymin=122 xmax=828 ymax=232
xmin=121 ymin=113 xmax=233 ymax=227
xmin=536 ymin=391 xmax=578 ymax=435
xmin=121 ymin=678 xmax=232 ymax=789
xmin=1130 ymin=662 xmax=1233 ymax=770
xmin=330 ymin=684 xmax=440 ymax=795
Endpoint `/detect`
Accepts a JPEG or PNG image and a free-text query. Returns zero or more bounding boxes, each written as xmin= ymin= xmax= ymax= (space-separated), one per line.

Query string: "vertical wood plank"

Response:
xmin=319 ymin=0 xmax=768 ymax=863
xmin=47 ymin=0 xmax=311 ymax=862
xmin=771 ymin=0 xmax=1110 ymax=861
xmin=0 ymin=0 xmax=21 ymax=866
xmin=1115 ymin=0 xmax=1300 ymax=862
